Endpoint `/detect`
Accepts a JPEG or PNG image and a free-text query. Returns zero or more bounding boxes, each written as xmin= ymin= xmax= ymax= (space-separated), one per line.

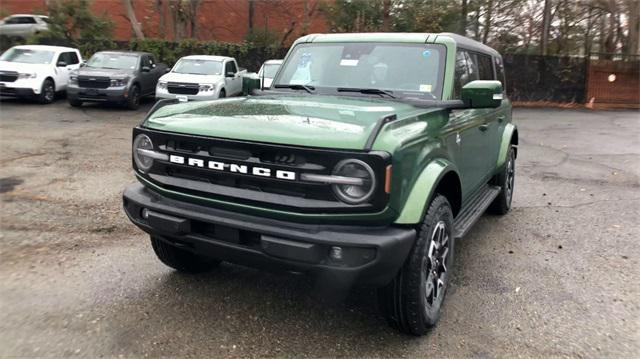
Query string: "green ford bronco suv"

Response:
xmin=123 ymin=33 xmax=518 ymax=335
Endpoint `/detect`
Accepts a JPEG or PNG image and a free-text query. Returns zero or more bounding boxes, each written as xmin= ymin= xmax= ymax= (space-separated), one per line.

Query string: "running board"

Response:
xmin=453 ymin=185 xmax=501 ymax=239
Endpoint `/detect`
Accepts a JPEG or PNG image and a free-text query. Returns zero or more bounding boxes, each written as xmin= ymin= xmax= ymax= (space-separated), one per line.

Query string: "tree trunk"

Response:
xmin=540 ymin=0 xmax=552 ymax=55
xmin=156 ymin=0 xmax=165 ymax=37
xmin=248 ymin=0 xmax=255 ymax=31
xmin=189 ymin=0 xmax=199 ymax=39
xmin=382 ymin=0 xmax=391 ymax=31
xmin=459 ymin=0 xmax=468 ymax=35
xmin=627 ymin=0 xmax=640 ymax=55
xmin=123 ymin=0 xmax=145 ymax=39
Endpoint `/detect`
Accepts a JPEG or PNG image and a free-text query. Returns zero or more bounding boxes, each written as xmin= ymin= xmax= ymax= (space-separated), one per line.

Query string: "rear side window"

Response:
xmin=477 ymin=54 xmax=494 ymax=80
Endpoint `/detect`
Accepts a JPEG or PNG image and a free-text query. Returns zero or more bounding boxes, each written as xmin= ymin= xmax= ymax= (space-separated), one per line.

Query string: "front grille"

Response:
xmin=167 ymin=82 xmax=199 ymax=95
xmin=135 ymin=128 xmax=390 ymax=213
xmin=0 ymin=71 xmax=18 ymax=82
xmin=78 ymin=76 xmax=110 ymax=89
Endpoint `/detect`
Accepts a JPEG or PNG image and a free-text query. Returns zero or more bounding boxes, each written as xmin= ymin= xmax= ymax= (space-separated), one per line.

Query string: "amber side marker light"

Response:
xmin=385 ymin=165 xmax=392 ymax=194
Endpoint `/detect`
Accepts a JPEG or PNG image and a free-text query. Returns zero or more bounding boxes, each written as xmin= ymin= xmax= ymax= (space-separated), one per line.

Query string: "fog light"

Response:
xmin=141 ymin=208 xmax=149 ymax=219
xmin=329 ymin=246 xmax=343 ymax=261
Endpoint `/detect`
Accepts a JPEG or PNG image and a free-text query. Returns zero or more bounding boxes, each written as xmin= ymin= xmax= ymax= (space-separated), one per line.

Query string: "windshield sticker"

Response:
xmin=422 ymin=50 xmax=432 ymax=58
xmin=340 ymin=59 xmax=359 ymax=66
xmin=419 ymin=84 xmax=432 ymax=92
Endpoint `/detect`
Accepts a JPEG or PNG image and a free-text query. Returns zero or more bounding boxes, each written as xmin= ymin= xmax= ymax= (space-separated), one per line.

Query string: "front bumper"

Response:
xmin=67 ymin=85 xmax=128 ymax=103
xmin=155 ymin=88 xmax=219 ymax=101
xmin=123 ymin=183 xmax=415 ymax=289
xmin=0 ymin=81 xmax=40 ymax=97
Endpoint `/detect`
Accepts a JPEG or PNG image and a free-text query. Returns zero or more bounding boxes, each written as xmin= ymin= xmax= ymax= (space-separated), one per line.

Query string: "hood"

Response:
xmin=144 ymin=95 xmax=438 ymax=150
xmin=75 ymin=66 xmax=134 ymax=78
xmin=0 ymin=61 xmax=50 ymax=73
xmin=159 ymin=72 xmax=224 ymax=84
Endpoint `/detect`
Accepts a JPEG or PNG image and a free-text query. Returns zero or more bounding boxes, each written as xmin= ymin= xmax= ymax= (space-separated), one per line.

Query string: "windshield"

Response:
xmin=86 ymin=53 xmax=139 ymax=70
xmin=0 ymin=48 xmax=54 ymax=64
xmin=261 ymin=63 xmax=281 ymax=78
xmin=274 ymin=43 xmax=445 ymax=99
xmin=172 ymin=59 xmax=222 ymax=75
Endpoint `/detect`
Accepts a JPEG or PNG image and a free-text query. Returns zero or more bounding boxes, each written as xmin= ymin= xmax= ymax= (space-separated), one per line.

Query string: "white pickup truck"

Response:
xmin=0 ymin=44 xmax=83 ymax=104
xmin=155 ymin=55 xmax=246 ymax=101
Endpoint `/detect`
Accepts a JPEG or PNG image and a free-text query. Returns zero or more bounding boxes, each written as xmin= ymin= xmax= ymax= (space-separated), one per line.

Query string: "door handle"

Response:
xmin=479 ymin=124 xmax=489 ymax=132
xmin=497 ymin=116 xmax=505 ymax=123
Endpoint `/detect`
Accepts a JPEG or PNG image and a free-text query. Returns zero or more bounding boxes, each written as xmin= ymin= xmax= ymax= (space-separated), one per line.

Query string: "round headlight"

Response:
xmin=133 ymin=134 xmax=154 ymax=172
xmin=332 ymin=159 xmax=376 ymax=204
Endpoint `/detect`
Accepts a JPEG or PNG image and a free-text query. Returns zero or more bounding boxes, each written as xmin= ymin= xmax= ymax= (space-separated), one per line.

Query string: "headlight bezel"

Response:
xmin=110 ymin=77 xmax=129 ymax=87
xmin=18 ymin=72 xmax=37 ymax=79
xmin=133 ymin=134 xmax=155 ymax=173
xmin=198 ymin=83 xmax=215 ymax=92
xmin=157 ymin=81 xmax=168 ymax=90
xmin=331 ymin=159 xmax=377 ymax=204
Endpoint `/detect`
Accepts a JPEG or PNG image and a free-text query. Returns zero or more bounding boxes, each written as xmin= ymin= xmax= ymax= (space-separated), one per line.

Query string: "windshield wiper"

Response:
xmin=274 ymin=84 xmax=315 ymax=94
xmin=337 ymin=87 xmax=396 ymax=99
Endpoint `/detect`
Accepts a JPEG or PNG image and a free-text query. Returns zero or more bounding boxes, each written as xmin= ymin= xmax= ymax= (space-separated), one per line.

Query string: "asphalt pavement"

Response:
xmin=0 ymin=98 xmax=638 ymax=358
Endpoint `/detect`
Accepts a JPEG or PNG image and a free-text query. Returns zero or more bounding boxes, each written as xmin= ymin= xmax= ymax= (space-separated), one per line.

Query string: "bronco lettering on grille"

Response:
xmin=169 ymin=154 xmax=297 ymax=181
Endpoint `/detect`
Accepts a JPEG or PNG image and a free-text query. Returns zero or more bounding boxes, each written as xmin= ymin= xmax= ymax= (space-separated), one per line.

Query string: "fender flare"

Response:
xmin=497 ymin=123 xmax=518 ymax=168
xmin=394 ymin=159 xmax=461 ymax=224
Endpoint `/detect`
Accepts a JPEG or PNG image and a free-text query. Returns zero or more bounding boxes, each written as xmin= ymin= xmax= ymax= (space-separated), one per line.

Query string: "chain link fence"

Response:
xmin=503 ymin=54 xmax=587 ymax=103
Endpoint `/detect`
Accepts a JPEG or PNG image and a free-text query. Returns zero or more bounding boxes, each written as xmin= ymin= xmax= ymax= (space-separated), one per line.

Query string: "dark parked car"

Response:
xmin=67 ymin=51 xmax=167 ymax=109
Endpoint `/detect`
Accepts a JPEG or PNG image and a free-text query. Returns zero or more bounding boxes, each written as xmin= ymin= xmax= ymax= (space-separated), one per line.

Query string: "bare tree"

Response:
xmin=123 ymin=0 xmax=145 ymax=39
xmin=541 ymin=0 xmax=552 ymax=55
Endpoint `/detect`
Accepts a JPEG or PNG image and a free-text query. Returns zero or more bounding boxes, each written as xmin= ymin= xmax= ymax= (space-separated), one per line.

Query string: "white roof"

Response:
xmin=12 ymin=44 xmax=78 ymax=52
xmin=179 ymin=55 xmax=233 ymax=62
xmin=264 ymin=59 xmax=283 ymax=65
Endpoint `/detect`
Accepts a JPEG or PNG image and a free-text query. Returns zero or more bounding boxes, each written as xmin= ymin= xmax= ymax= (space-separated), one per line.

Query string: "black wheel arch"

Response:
xmin=431 ymin=171 xmax=462 ymax=218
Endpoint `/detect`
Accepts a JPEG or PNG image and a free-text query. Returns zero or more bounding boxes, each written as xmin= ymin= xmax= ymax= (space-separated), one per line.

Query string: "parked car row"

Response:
xmin=0 ymin=44 xmax=283 ymax=109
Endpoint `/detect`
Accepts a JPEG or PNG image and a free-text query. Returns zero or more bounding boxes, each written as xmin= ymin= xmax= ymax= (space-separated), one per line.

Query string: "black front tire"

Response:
xmin=378 ymin=194 xmax=455 ymax=336
xmin=68 ymin=98 xmax=83 ymax=107
xmin=489 ymin=146 xmax=516 ymax=215
xmin=37 ymin=79 xmax=55 ymax=104
xmin=126 ymin=85 xmax=140 ymax=110
xmin=219 ymin=89 xmax=226 ymax=98
xmin=150 ymin=237 xmax=221 ymax=273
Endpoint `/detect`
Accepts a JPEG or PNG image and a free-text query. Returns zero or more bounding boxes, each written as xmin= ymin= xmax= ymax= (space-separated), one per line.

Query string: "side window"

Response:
xmin=477 ymin=54 xmax=494 ymax=80
xmin=147 ymin=55 xmax=156 ymax=68
xmin=65 ymin=52 xmax=79 ymax=65
xmin=140 ymin=55 xmax=150 ymax=68
xmin=57 ymin=52 xmax=69 ymax=65
xmin=19 ymin=17 xmax=37 ymax=24
xmin=464 ymin=52 xmax=480 ymax=82
xmin=5 ymin=17 xmax=20 ymax=24
xmin=453 ymin=51 xmax=467 ymax=99
xmin=225 ymin=61 xmax=237 ymax=74
xmin=494 ymin=56 xmax=506 ymax=93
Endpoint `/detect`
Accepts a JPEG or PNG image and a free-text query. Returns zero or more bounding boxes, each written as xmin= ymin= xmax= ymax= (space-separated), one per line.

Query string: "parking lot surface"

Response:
xmin=0 ymin=99 xmax=638 ymax=358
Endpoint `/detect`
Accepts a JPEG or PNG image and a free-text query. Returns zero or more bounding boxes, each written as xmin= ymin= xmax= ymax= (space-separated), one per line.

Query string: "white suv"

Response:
xmin=156 ymin=55 xmax=246 ymax=101
xmin=0 ymin=45 xmax=83 ymax=104
xmin=0 ymin=14 xmax=50 ymax=37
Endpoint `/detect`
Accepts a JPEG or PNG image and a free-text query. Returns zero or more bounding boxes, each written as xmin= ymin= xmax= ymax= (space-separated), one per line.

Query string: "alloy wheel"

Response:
xmin=423 ymin=220 xmax=450 ymax=314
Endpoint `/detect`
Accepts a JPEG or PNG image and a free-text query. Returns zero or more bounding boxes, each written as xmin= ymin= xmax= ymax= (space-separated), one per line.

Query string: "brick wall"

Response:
xmin=0 ymin=0 xmax=328 ymax=43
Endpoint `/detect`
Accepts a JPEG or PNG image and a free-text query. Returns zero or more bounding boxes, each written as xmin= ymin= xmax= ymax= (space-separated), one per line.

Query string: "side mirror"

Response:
xmin=80 ymin=61 xmax=86 ymax=67
xmin=461 ymin=80 xmax=503 ymax=108
xmin=164 ymin=67 xmax=171 ymax=73
xmin=56 ymin=61 xmax=67 ymax=67
xmin=226 ymin=71 xmax=235 ymax=78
